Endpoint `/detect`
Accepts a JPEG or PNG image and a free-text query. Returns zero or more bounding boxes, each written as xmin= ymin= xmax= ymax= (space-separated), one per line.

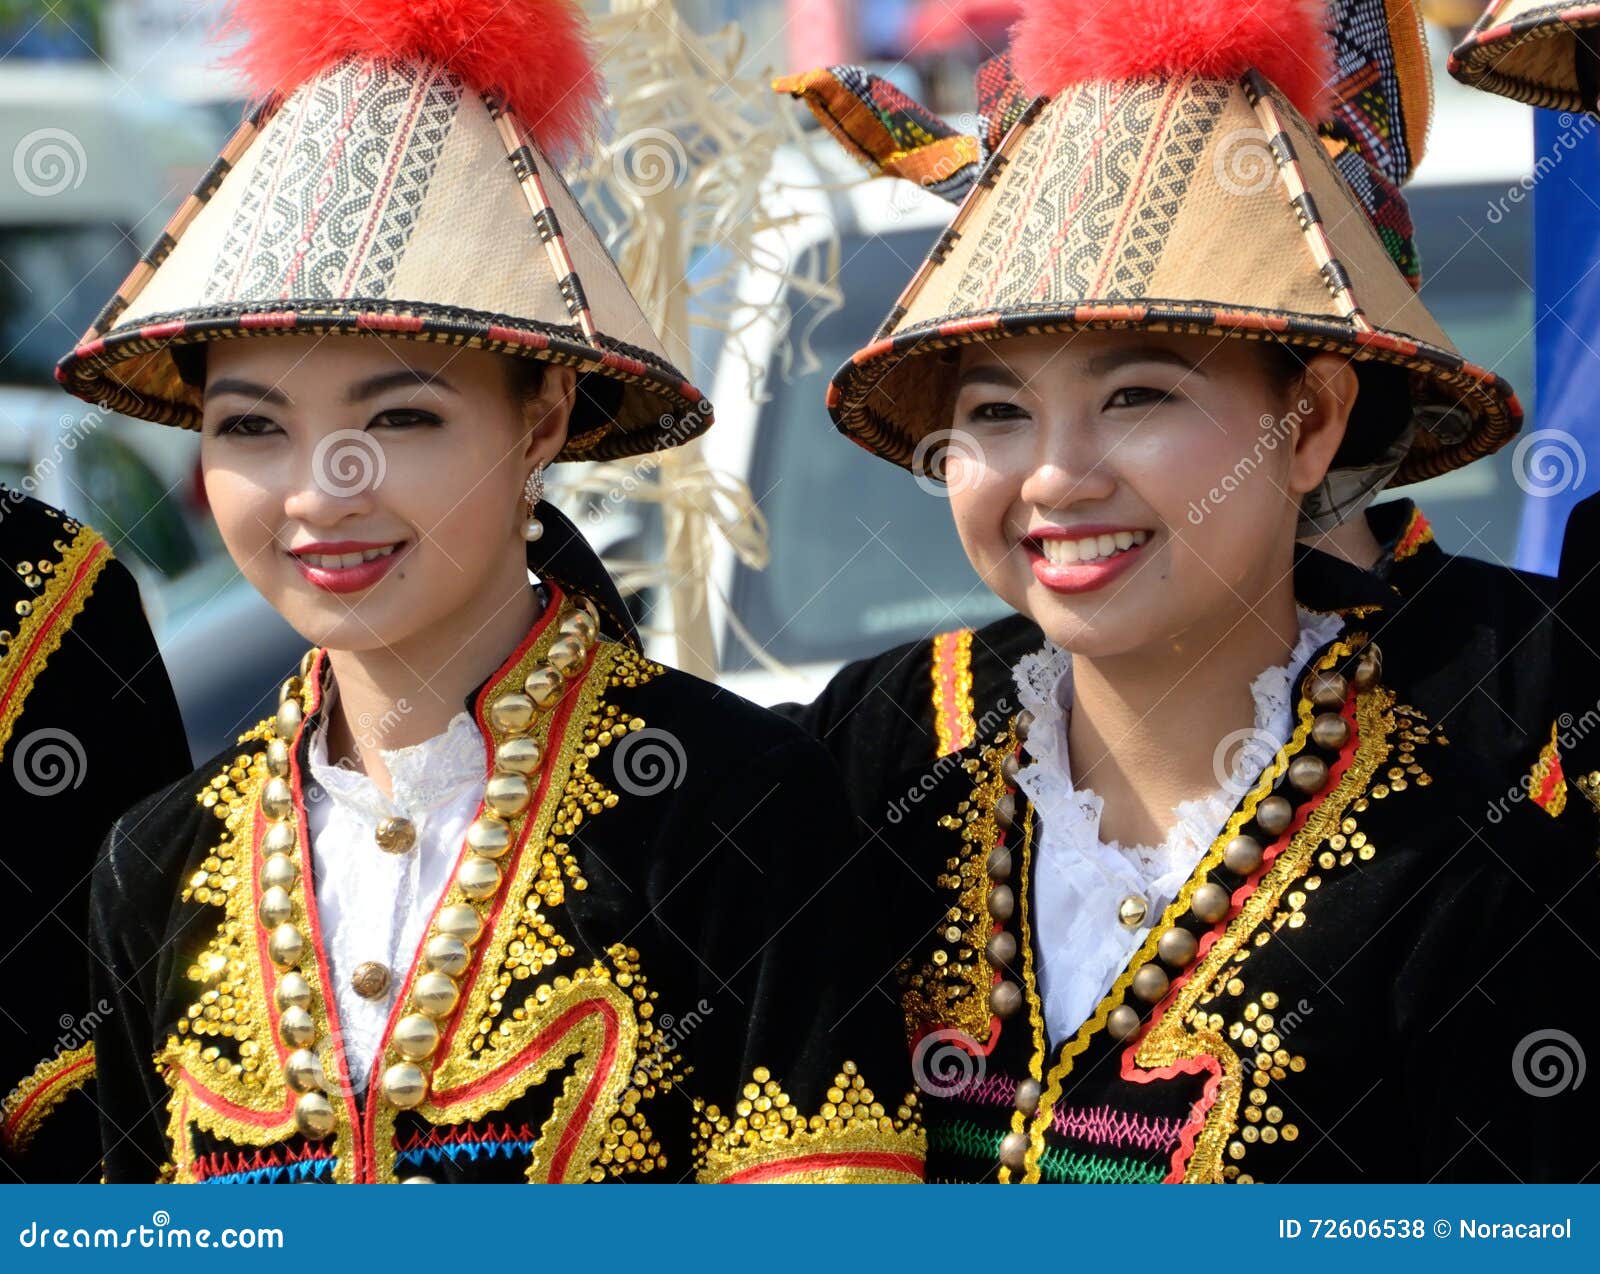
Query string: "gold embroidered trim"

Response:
xmin=2 ymin=1043 xmax=95 ymax=1154
xmin=931 ymin=629 xmax=977 ymax=758
xmin=372 ymin=637 xmax=674 ymax=1184
xmin=1528 ymin=722 xmax=1568 ymax=818
xmin=901 ymin=730 xmax=1017 ymax=1042
xmin=0 ymin=523 xmax=110 ymax=761
xmin=1021 ymin=638 xmax=1386 ymax=1182
xmin=998 ymin=790 xmax=1046 ymax=1183
xmin=693 ymin=1062 xmax=925 ymax=1184
xmin=160 ymin=722 xmax=305 ymax=1182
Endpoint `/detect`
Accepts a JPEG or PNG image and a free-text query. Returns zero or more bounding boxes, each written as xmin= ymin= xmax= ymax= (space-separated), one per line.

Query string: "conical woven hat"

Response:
xmin=1449 ymin=1 xmax=1600 ymax=109
xmin=55 ymin=54 xmax=709 ymax=462
xmin=828 ymin=69 xmax=1519 ymax=485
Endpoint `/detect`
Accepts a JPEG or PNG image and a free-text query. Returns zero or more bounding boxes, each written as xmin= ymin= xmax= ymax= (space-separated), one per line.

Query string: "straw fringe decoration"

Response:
xmin=555 ymin=0 xmax=845 ymax=675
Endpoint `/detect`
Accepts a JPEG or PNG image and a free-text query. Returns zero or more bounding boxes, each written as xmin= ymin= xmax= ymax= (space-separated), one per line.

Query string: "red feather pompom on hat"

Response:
xmin=219 ymin=0 xmax=603 ymax=160
xmin=1010 ymin=0 xmax=1333 ymax=123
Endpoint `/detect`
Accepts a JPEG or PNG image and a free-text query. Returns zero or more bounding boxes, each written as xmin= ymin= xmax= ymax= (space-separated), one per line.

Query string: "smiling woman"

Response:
xmin=779 ymin=0 xmax=1599 ymax=1184
xmin=53 ymin=0 xmax=923 ymax=1186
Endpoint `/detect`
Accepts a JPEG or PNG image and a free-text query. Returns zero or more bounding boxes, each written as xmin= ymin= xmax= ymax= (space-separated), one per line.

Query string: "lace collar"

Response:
xmin=307 ymin=682 xmax=485 ymax=824
xmin=1010 ymin=607 xmax=1346 ymax=869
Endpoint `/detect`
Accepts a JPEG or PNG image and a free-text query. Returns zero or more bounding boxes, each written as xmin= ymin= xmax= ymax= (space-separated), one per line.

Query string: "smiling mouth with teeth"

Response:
xmin=1035 ymin=528 xmax=1151 ymax=566
xmin=294 ymin=544 xmax=400 ymax=569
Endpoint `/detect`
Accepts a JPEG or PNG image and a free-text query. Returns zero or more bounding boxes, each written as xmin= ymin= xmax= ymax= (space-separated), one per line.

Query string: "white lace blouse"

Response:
xmin=1013 ymin=607 xmax=1345 ymax=1047
xmin=302 ymin=689 xmax=487 ymax=1092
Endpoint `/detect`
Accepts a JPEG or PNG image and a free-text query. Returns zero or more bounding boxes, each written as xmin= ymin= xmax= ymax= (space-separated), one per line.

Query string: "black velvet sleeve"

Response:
xmin=1 ymin=537 xmax=190 ymax=1182
xmin=89 ymin=773 xmax=205 ymax=1184
xmin=1392 ymin=786 xmax=1600 ymax=1182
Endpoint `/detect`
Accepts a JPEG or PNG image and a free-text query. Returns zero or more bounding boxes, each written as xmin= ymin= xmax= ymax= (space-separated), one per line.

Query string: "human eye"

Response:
xmin=963 ymin=398 xmax=1031 ymax=425
xmin=369 ymin=408 xmax=443 ymax=429
xmin=212 ymin=414 xmax=281 ymax=438
xmin=1105 ymin=386 xmax=1176 ymax=410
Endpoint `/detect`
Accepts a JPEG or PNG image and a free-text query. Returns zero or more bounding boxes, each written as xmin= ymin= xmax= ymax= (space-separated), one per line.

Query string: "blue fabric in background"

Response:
xmin=1522 ymin=108 xmax=1600 ymax=572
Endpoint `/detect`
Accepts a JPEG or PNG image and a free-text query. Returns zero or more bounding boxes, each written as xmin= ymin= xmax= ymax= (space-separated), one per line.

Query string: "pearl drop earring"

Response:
xmin=521 ymin=466 xmax=545 ymax=542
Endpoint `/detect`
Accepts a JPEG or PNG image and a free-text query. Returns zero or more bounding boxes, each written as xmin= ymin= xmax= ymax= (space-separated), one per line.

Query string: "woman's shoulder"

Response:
xmin=598 ymin=642 xmax=826 ymax=765
xmin=98 ymin=730 xmax=275 ymax=895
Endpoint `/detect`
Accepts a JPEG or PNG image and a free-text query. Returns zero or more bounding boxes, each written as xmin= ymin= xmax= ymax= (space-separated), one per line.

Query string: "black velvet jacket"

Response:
xmin=0 ymin=491 xmax=190 ymax=1183
xmin=793 ymin=547 xmax=1595 ymax=1183
xmin=88 ymin=582 xmax=923 ymax=1184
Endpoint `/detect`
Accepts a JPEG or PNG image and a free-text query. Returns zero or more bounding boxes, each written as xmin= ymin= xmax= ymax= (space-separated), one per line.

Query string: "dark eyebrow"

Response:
xmin=1082 ymin=346 xmax=1202 ymax=376
xmin=344 ymin=368 xmax=459 ymax=404
xmin=206 ymin=377 xmax=289 ymax=405
xmin=956 ymin=364 xmax=1024 ymax=389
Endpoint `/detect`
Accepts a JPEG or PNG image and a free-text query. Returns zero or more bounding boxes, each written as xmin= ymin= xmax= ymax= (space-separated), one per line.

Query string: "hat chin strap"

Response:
xmin=525 ymin=502 xmax=642 ymax=652
xmin=1296 ymin=421 xmax=1417 ymax=538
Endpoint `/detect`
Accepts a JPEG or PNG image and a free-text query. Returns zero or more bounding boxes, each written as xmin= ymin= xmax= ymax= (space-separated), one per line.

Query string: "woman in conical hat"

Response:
xmin=781 ymin=0 xmax=1566 ymax=877
xmin=791 ymin=0 xmax=1596 ymax=1182
xmin=61 ymin=0 xmax=923 ymax=1184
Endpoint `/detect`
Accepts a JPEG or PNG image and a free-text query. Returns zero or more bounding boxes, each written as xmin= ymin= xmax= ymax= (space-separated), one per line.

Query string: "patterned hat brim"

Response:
xmin=1448 ymin=3 xmax=1600 ymax=110
xmin=827 ymin=302 xmax=1522 ymax=488
xmin=55 ymin=299 xmax=710 ymax=464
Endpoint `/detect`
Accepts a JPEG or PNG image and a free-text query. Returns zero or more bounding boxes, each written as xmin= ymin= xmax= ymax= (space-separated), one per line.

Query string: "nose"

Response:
xmin=281 ymin=432 xmax=385 ymax=525
xmin=1018 ymin=409 xmax=1116 ymax=511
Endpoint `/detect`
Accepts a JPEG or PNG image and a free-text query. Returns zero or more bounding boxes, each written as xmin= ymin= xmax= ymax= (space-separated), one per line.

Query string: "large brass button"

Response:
xmin=1223 ymin=835 xmax=1263 ymax=875
xmin=381 ymin=1062 xmax=427 ymax=1109
xmin=1157 ymin=926 xmax=1198 ymax=967
xmin=423 ymin=934 xmax=471 ymax=978
xmin=456 ymin=854 xmax=502 ymax=901
xmin=1117 ymin=894 xmax=1148 ymax=929
xmin=1106 ymin=1004 xmax=1142 ymax=1040
xmin=393 ymin=1013 xmax=441 ymax=1061
xmin=434 ymin=905 xmax=482 ymax=944
xmin=488 ymin=692 xmax=536 ymax=733
xmin=465 ymin=817 xmax=512 ymax=859
xmin=1310 ymin=712 xmax=1350 ymax=750
xmin=989 ymin=981 xmax=1023 ymax=1018
xmin=1191 ymin=882 xmax=1231 ymax=925
xmin=375 ymin=816 xmax=416 ymax=854
xmin=294 ymin=1091 xmax=336 ymax=1139
xmin=352 ymin=962 xmax=391 ymax=1000
xmin=1255 ymin=795 xmax=1294 ymax=837
xmin=483 ymin=773 xmax=531 ymax=818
